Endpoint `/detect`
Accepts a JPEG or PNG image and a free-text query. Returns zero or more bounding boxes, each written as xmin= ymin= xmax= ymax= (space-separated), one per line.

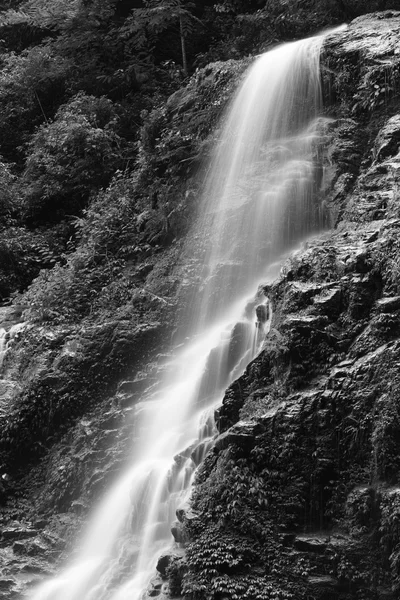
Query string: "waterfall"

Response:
xmin=30 ymin=33 xmax=331 ymax=600
xmin=0 ymin=328 xmax=7 ymax=370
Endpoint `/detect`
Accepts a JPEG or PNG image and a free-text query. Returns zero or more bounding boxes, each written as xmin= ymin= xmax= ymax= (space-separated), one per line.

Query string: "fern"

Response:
xmin=0 ymin=1 xmax=80 ymax=31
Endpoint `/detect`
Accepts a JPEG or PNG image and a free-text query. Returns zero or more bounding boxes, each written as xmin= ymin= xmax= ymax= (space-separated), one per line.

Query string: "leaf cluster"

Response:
xmin=22 ymin=92 xmax=125 ymax=222
xmin=0 ymin=45 xmax=70 ymax=161
xmin=0 ymin=224 xmax=64 ymax=300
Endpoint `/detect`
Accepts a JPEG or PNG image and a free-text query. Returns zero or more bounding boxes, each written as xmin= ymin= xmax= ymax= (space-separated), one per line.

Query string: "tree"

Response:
xmin=23 ymin=93 xmax=124 ymax=222
xmin=120 ymin=0 xmax=201 ymax=78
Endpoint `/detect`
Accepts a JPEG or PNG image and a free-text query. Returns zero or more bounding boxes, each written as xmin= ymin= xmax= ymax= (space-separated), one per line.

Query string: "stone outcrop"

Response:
xmin=180 ymin=12 xmax=400 ymax=600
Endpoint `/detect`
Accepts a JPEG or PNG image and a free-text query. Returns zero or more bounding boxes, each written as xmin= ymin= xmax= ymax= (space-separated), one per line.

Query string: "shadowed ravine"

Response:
xmin=29 ymin=31 xmax=338 ymax=600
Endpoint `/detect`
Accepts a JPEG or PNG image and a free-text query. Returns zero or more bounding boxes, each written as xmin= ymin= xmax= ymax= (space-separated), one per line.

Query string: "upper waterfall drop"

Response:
xmin=29 ymin=33 xmax=331 ymax=600
xmin=185 ymin=35 xmax=327 ymax=335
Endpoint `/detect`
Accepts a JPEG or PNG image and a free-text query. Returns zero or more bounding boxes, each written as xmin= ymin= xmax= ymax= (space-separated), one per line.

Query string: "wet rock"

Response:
xmin=137 ymin=263 xmax=154 ymax=278
xmin=283 ymin=314 xmax=329 ymax=329
xmin=19 ymin=564 xmax=48 ymax=574
xmin=117 ymin=378 xmax=149 ymax=395
xmin=156 ymin=554 xmax=171 ymax=577
xmin=307 ymin=575 xmax=339 ymax=590
xmin=0 ymin=305 xmax=24 ymax=329
xmin=170 ymin=520 xmax=188 ymax=544
xmin=256 ymin=303 xmax=269 ymax=324
xmin=176 ymin=506 xmax=197 ymax=524
xmin=227 ymin=321 xmax=253 ymax=373
xmin=32 ymin=519 xmax=47 ymax=529
xmin=148 ymin=584 xmax=162 ymax=597
xmin=214 ymin=420 xmax=263 ymax=452
xmin=12 ymin=541 xmax=27 ymax=554
xmin=294 ymin=535 xmax=327 ymax=553
xmin=1 ymin=528 xmax=38 ymax=541
xmin=98 ymin=409 xmax=123 ymax=430
xmin=0 ymin=579 xmax=15 ymax=591
xmin=373 ymin=114 xmax=400 ymax=162
xmin=217 ymin=380 xmax=246 ymax=433
xmin=283 ymin=281 xmax=339 ymax=311
xmin=312 ymin=287 xmax=341 ymax=313
xmin=376 ymin=296 xmax=400 ymax=313
xmin=13 ymin=538 xmax=48 ymax=557
xmin=259 ymin=404 xmax=283 ymax=423
xmin=0 ymin=380 xmax=20 ymax=415
xmin=145 ymin=575 xmax=165 ymax=598
xmin=70 ymin=500 xmax=87 ymax=515
xmin=156 ymin=552 xmax=184 ymax=579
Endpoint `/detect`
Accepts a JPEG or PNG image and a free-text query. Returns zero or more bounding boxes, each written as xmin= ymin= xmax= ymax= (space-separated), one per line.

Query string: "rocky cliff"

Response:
xmin=1 ymin=8 xmax=400 ymax=600
xmin=179 ymin=12 xmax=400 ymax=600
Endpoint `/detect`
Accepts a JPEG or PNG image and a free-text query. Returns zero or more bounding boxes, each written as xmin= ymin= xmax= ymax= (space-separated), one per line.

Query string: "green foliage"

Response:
xmin=19 ymin=158 xmax=185 ymax=323
xmin=324 ymin=48 xmax=400 ymax=118
xmin=262 ymin=328 xmax=290 ymax=375
xmin=183 ymin=570 xmax=293 ymax=600
xmin=0 ymin=159 xmax=20 ymax=225
xmin=187 ymin=530 xmax=258 ymax=573
xmin=372 ymin=383 xmax=400 ymax=484
xmin=352 ymin=61 xmax=400 ymax=114
xmin=23 ymin=92 xmax=124 ymax=221
xmin=181 ymin=519 xmax=297 ymax=600
xmin=0 ymin=44 xmax=70 ymax=161
xmin=1 ymin=1 xmax=141 ymax=97
xmin=0 ymin=225 xmax=63 ymax=300
xmin=166 ymin=556 xmax=187 ymax=597
xmin=182 ymin=526 xmax=284 ymax=600
xmin=193 ymin=456 xmax=270 ymax=525
xmin=22 ymin=248 xmax=125 ymax=323
xmin=117 ymin=0 xmax=202 ymax=78
xmin=0 ymin=0 xmax=80 ymax=31
xmin=380 ymin=490 xmax=400 ymax=591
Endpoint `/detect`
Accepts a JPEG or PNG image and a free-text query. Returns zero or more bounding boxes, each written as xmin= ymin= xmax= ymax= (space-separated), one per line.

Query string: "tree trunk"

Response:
xmin=179 ymin=13 xmax=188 ymax=78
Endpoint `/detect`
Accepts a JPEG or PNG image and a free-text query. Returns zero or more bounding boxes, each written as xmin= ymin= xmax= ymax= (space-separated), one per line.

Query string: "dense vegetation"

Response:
xmin=0 ymin=0 xmax=390 ymax=304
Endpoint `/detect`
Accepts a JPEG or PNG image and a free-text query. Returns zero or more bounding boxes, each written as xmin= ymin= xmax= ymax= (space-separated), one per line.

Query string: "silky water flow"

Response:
xmin=0 ymin=328 xmax=7 ymax=370
xmin=30 ymin=32 xmax=334 ymax=600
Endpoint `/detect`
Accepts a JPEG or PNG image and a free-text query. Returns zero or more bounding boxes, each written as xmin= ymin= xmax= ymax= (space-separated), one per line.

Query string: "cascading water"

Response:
xmin=0 ymin=323 xmax=25 ymax=372
xmin=184 ymin=35 xmax=329 ymax=334
xmin=0 ymin=328 xmax=7 ymax=370
xmin=29 ymin=32 xmax=332 ymax=600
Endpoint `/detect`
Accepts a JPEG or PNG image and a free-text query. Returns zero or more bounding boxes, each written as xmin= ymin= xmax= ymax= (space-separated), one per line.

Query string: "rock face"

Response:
xmin=180 ymin=12 xmax=400 ymax=600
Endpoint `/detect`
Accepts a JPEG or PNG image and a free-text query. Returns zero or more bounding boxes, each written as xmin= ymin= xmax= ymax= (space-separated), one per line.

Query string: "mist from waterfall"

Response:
xmin=29 ymin=32 xmax=330 ymax=600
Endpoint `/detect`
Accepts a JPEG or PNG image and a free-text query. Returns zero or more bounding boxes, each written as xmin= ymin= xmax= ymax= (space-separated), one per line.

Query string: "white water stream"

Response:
xmin=30 ymin=32 xmax=333 ymax=600
xmin=0 ymin=328 xmax=7 ymax=370
xmin=0 ymin=323 xmax=25 ymax=371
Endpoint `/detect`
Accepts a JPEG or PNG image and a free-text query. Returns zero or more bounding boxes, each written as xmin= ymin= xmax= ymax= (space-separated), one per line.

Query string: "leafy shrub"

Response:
xmin=166 ymin=556 xmax=187 ymax=597
xmin=0 ymin=225 xmax=63 ymax=300
xmin=0 ymin=44 xmax=70 ymax=161
xmin=21 ymin=247 xmax=128 ymax=323
xmin=352 ymin=61 xmax=400 ymax=115
xmin=380 ymin=490 xmax=400 ymax=591
xmin=372 ymin=385 xmax=400 ymax=484
xmin=20 ymin=160 xmax=186 ymax=323
xmin=0 ymin=159 xmax=20 ymax=225
xmin=23 ymin=93 xmax=124 ymax=222
xmin=182 ymin=523 xmax=295 ymax=600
